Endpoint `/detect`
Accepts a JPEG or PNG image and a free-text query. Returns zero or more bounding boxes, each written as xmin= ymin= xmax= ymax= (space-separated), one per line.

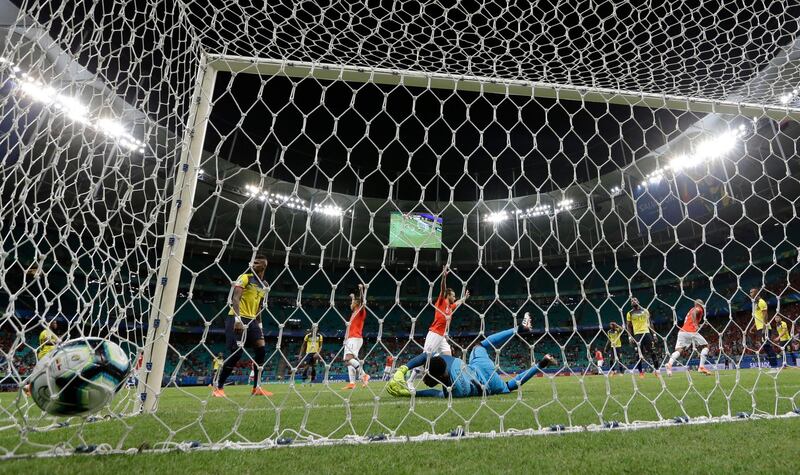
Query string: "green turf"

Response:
xmin=2 ymin=418 xmax=799 ymax=474
xmin=1 ymin=368 xmax=799 ymax=472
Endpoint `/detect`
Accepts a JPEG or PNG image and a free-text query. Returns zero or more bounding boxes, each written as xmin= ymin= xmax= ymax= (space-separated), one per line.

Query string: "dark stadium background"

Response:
xmin=2 ymin=0 xmax=800 ymax=386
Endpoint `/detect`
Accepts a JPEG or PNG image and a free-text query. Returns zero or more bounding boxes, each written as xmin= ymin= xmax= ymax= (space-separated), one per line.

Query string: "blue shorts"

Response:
xmin=225 ymin=317 xmax=264 ymax=352
xmin=468 ymin=346 xmax=508 ymax=395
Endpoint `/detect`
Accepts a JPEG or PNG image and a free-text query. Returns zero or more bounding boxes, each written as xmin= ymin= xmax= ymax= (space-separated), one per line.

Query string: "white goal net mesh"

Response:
xmin=1 ymin=0 xmax=800 ymax=457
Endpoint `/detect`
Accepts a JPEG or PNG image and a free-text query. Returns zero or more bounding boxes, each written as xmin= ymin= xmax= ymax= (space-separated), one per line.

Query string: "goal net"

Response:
xmin=1 ymin=0 xmax=800 ymax=457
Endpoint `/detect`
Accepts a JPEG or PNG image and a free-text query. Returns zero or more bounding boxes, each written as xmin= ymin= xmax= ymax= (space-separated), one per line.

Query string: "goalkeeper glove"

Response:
xmin=386 ymin=365 xmax=412 ymax=397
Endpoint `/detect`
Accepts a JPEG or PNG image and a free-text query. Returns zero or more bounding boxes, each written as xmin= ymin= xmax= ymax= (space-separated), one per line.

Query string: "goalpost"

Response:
xmin=1 ymin=0 xmax=800 ymax=458
xmin=137 ymin=57 xmax=216 ymax=413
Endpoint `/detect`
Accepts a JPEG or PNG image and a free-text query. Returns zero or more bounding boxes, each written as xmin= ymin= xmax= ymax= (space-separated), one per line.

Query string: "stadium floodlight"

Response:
xmin=667 ymin=154 xmax=692 ymax=172
xmin=18 ymin=78 xmax=56 ymax=104
xmin=643 ymin=128 xmax=746 ymax=187
xmin=96 ymin=118 xmax=126 ymax=137
xmin=486 ymin=211 xmax=508 ymax=223
xmin=610 ymin=186 xmax=623 ymax=197
xmin=245 ymin=185 xmax=312 ymax=211
xmin=54 ymin=95 xmax=90 ymax=123
xmin=2 ymin=57 xmax=144 ymax=153
xmin=314 ymin=203 xmax=345 ymax=216
xmin=694 ymin=130 xmax=738 ymax=161
xmin=518 ymin=204 xmax=553 ymax=218
xmin=555 ymin=199 xmax=575 ymax=212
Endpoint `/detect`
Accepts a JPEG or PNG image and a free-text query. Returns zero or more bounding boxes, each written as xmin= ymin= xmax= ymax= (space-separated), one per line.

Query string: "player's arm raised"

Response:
xmin=606 ymin=322 xmax=616 ymax=351
xmin=455 ymin=289 xmax=470 ymax=307
xmin=439 ymin=265 xmax=448 ymax=300
xmin=357 ymin=283 xmax=366 ymax=309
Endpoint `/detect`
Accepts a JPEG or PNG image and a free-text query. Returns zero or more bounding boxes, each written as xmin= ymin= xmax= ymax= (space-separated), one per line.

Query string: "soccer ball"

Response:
xmin=29 ymin=338 xmax=131 ymax=416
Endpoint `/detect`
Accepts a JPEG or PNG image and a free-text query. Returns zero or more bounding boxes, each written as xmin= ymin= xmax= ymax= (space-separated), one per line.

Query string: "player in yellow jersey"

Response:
xmin=749 ymin=288 xmax=778 ymax=371
xmin=774 ymin=314 xmax=796 ymax=367
xmin=626 ymin=297 xmax=659 ymax=378
xmin=212 ymin=255 xmax=272 ymax=398
xmin=604 ymin=321 xmax=624 ymax=376
xmin=24 ymin=320 xmax=61 ymax=396
xmin=37 ymin=320 xmax=60 ymax=360
xmin=298 ymin=327 xmax=323 ymax=384
xmin=208 ymin=352 xmax=223 ymax=388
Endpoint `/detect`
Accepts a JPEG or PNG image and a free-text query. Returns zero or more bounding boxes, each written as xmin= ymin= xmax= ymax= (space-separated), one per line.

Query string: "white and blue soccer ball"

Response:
xmin=29 ymin=338 xmax=131 ymax=416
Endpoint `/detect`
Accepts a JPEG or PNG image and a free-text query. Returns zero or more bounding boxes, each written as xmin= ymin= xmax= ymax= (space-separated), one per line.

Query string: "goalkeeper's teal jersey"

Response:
xmin=430 ymin=354 xmax=508 ymax=397
xmin=446 ymin=357 xmax=478 ymax=397
xmin=406 ymin=328 xmax=544 ymax=399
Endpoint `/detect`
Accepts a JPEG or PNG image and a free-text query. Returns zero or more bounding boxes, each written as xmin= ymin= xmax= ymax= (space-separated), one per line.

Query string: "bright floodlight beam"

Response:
xmin=55 ymin=95 xmax=89 ymax=122
xmin=96 ymin=118 xmax=127 ymax=137
xmin=486 ymin=211 xmax=508 ymax=223
xmin=643 ymin=128 xmax=744 ymax=188
xmin=5 ymin=58 xmax=144 ymax=153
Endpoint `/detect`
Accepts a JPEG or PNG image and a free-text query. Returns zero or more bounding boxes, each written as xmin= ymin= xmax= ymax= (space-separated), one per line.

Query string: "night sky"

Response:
xmin=204 ymin=72 xmax=705 ymax=201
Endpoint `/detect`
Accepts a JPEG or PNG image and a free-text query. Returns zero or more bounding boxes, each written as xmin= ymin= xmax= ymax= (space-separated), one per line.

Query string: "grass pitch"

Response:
xmin=1 ymin=368 xmax=799 ymax=473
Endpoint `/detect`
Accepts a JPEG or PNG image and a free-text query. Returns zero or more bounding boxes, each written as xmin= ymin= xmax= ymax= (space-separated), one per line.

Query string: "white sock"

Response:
xmin=348 ymin=358 xmax=363 ymax=378
xmin=700 ymin=348 xmax=709 ymax=367
xmin=668 ymin=351 xmax=680 ymax=366
xmin=347 ymin=366 xmax=357 ymax=384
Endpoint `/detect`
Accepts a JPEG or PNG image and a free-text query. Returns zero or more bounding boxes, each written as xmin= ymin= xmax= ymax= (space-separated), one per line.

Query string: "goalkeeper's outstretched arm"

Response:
xmin=506 ymin=355 xmax=555 ymax=391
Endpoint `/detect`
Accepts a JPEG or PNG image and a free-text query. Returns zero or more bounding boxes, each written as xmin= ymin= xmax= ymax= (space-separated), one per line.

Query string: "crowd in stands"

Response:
xmin=3 ymin=293 xmax=799 ymax=386
xmin=2 ymin=248 xmax=799 ymax=386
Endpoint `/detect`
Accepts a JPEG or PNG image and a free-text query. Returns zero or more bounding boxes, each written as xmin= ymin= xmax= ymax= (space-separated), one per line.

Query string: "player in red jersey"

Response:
xmin=594 ymin=348 xmax=604 ymax=375
xmin=342 ymin=283 xmax=369 ymax=390
xmin=408 ymin=265 xmax=469 ymax=385
xmin=665 ymin=299 xmax=711 ymax=376
xmin=382 ymin=355 xmax=395 ymax=381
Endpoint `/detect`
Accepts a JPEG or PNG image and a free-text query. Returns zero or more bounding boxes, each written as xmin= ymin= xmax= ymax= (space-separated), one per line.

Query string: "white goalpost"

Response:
xmin=137 ymin=57 xmax=216 ymax=414
xmin=1 ymin=0 xmax=800 ymax=459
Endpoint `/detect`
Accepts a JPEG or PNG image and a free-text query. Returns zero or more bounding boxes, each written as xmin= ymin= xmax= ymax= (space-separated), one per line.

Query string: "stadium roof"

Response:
xmin=3 ymin=0 xmax=800 ymax=266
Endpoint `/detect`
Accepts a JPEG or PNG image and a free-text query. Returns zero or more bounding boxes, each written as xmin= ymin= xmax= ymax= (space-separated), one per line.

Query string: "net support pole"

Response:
xmin=137 ymin=55 xmax=217 ymax=413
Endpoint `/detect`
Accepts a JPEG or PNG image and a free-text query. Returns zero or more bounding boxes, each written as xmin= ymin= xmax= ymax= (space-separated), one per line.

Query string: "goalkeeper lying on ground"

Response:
xmin=387 ymin=313 xmax=555 ymax=398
